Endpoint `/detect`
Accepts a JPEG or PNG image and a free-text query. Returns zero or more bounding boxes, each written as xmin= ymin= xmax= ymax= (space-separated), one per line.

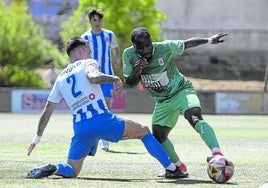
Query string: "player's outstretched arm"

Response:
xmin=87 ymin=68 xmax=123 ymax=96
xmin=27 ymin=102 xmax=57 ymax=156
xmin=87 ymin=66 xmax=122 ymax=84
xmin=209 ymin=32 xmax=228 ymax=44
xmin=183 ymin=32 xmax=228 ymax=50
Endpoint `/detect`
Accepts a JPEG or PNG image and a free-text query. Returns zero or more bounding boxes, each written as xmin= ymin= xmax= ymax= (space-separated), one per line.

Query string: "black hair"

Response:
xmin=66 ymin=37 xmax=88 ymax=56
xmin=131 ymin=27 xmax=151 ymax=44
xmin=87 ymin=9 xmax=104 ymax=20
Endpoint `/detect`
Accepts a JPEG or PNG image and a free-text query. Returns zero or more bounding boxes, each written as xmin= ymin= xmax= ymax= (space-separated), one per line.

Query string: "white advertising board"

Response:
xmin=11 ymin=89 xmax=126 ymax=113
xmin=216 ymin=92 xmax=262 ymax=114
xmin=11 ymin=90 xmax=70 ymax=113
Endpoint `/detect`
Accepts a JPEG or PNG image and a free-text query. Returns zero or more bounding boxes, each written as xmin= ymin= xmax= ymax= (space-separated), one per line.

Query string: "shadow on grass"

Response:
xmin=102 ymin=150 xmax=146 ymax=155
xmin=157 ymin=178 xmax=238 ymax=185
xmin=73 ymin=177 xmax=238 ymax=185
xmin=76 ymin=177 xmax=162 ymax=182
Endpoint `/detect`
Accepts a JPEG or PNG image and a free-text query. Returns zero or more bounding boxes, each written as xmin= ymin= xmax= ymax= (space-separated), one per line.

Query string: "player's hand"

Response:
xmin=27 ymin=143 xmax=36 ymax=156
xmin=114 ymin=78 xmax=123 ymax=97
xmin=27 ymin=135 xmax=41 ymax=156
xmin=210 ymin=32 xmax=228 ymax=44
xmin=114 ymin=59 xmax=121 ymax=69
xmin=134 ymin=58 xmax=148 ymax=74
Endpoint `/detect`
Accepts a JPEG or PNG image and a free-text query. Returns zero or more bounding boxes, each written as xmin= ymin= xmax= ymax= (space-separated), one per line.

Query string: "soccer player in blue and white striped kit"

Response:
xmin=81 ymin=9 xmax=121 ymax=151
xmin=26 ymin=37 xmax=187 ymax=179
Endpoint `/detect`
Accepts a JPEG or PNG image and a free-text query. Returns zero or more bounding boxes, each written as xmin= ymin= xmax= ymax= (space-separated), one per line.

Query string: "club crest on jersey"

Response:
xmin=158 ymin=58 xmax=164 ymax=66
xmin=88 ymin=93 xmax=95 ymax=100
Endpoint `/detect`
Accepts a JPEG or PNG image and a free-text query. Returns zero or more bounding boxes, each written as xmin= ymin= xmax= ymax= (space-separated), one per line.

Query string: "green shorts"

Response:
xmin=152 ymin=88 xmax=201 ymax=128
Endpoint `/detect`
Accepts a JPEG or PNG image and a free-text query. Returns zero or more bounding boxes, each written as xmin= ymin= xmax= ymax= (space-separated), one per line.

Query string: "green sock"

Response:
xmin=194 ymin=120 xmax=219 ymax=150
xmin=162 ymin=138 xmax=180 ymax=163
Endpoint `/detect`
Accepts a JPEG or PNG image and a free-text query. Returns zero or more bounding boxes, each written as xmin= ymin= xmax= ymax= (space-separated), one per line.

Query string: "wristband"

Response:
xmin=32 ymin=135 xmax=41 ymax=145
xmin=207 ymin=38 xmax=213 ymax=44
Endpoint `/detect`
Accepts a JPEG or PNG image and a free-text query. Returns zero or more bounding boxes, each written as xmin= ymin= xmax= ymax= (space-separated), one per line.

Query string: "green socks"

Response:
xmin=161 ymin=120 xmax=219 ymax=164
xmin=162 ymin=138 xmax=180 ymax=163
xmin=194 ymin=120 xmax=219 ymax=150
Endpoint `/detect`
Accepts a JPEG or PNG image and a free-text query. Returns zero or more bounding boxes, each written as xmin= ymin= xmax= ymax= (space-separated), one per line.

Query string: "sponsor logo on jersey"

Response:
xmin=89 ymin=93 xmax=95 ymax=100
xmin=158 ymin=57 xmax=164 ymax=66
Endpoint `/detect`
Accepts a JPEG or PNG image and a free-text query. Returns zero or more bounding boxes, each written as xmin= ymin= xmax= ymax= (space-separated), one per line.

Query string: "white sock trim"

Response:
xmin=166 ymin=163 xmax=176 ymax=171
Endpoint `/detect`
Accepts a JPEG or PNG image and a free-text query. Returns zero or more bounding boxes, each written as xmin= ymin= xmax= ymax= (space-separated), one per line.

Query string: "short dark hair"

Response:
xmin=131 ymin=27 xmax=151 ymax=44
xmin=87 ymin=9 xmax=104 ymax=20
xmin=66 ymin=37 xmax=88 ymax=56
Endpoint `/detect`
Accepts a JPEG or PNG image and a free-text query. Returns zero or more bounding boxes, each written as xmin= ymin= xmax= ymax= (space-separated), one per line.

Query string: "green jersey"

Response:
xmin=123 ymin=40 xmax=192 ymax=103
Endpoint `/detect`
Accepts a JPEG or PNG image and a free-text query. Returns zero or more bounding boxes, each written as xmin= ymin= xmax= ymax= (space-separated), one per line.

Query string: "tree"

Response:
xmin=61 ymin=0 xmax=166 ymax=48
xmin=60 ymin=0 xmax=165 ymax=79
xmin=0 ymin=1 xmax=67 ymax=87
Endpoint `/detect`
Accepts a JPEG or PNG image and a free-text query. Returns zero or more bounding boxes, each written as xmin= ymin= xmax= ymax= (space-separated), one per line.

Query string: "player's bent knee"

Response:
xmin=139 ymin=125 xmax=150 ymax=137
xmin=142 ymin=125 xmax=150 ymax=132
xmin=152 ymin=124 xmax=170 ymax=143
xmin=123 ymin=119 xmax=150 ymax=139
xmin=184 ymin=107 xmax=203 ymax=128
xmin=67 ymin=158 xmax=84 ymax=178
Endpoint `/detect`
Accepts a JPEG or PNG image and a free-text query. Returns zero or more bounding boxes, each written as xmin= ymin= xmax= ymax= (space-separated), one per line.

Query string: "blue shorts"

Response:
xmin=68 ymin=112 xmax=125 ymax=160
xmin=101 ymin=83 xmax=114 ymax=98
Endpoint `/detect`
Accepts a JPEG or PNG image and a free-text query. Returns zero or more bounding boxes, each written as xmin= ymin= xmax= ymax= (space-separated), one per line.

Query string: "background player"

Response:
xmin=81 ymin=9 xmax=121 ymax=151
xmin=42 ymin=59 xmax=59 ymax=89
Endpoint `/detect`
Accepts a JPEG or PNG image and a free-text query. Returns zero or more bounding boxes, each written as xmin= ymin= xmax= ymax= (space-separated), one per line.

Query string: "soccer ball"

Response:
xmin=207 ymin=155 xmax=234 ymax=183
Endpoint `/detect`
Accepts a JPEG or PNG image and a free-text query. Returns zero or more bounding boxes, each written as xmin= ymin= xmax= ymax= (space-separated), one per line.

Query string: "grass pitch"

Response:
xmin=0 ymin=113 xmax=268 ymax=188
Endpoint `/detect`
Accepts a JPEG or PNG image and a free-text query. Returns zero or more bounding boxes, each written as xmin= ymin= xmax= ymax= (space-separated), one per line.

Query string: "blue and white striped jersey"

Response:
xmin=81 ymin=29 xmax=119 ymax=75
xmin=47 ymin=59 xmax=109 ymax=122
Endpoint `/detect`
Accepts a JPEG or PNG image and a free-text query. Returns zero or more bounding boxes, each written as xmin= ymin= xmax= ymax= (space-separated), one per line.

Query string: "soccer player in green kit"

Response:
xmin=123 ymin=27 xmax=229 ymax=178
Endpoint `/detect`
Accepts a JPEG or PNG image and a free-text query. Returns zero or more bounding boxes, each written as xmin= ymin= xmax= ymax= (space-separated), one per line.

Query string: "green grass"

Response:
xmin=0 ymin=113 xmax=268 ymax=188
